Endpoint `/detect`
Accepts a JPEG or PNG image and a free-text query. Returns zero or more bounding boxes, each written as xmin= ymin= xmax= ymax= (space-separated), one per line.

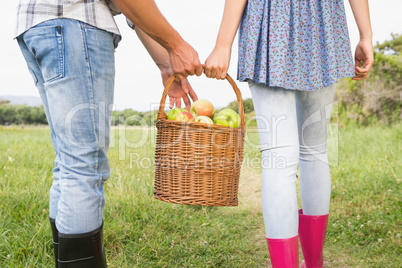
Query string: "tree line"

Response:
xmin=0 ymin=100 xmax=47 ymax=125
xmin=0 ymin=100 xmax=158 ymax=126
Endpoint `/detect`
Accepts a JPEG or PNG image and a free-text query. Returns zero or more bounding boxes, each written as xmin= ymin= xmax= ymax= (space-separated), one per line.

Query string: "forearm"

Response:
xmin=134 ymin=24 xmax=197 ymax=107
xmin=348 ymin=0 xmax=373 ymax=40
xmin=134 ymin=26 xmax=170 ymax=71
xmin=112 ymin=0 xmax=184 ymax=50
xmin=214 ymin=0 xmax=248 ymax=50
xmin=204 ymin=0 xmax=247 ymax=79
xmin=112 ymin=0 xmax=201 ymax=76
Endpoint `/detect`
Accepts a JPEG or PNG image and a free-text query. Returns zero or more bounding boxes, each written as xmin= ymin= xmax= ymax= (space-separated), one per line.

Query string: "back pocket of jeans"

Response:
xmin=23 ymin=25 xmax=64 ymax=83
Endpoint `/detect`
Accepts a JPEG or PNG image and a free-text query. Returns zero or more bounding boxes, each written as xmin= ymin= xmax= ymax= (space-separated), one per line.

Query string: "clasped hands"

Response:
xmin=164 ymin=48 xmax=230 ymax=110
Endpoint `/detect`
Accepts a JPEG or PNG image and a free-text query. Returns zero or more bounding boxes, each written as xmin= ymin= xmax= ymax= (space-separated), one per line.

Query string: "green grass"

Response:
xmin=0 ymin=124 xmax=400 ymax=267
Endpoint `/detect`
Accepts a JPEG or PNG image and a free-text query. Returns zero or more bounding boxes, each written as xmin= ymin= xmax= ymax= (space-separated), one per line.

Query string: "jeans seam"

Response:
xmin=81 ymin=24 xmax=89 ymax=61
xmin=80 ymin=22 xmax=100 ymax=175
xmin=81 ymin=22 xmax=102 ymax=222
xmin=57 ymin=25 xmax=65 ymax=80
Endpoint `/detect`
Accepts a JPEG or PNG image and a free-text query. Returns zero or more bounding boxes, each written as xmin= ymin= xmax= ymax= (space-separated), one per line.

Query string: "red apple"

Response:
xmin=176 ymin=111 xmax=194 ymax=122
xmin=190 ymin=99 xmax=215 ymax=119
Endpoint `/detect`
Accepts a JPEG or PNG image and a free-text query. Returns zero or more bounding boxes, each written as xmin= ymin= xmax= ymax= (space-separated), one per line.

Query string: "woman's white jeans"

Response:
xmin=250 ymin=83 xmax=336 ymax=239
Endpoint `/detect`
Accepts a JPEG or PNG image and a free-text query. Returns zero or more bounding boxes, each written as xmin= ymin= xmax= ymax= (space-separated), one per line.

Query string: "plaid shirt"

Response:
xmin=15 ymin=0 xmax=124 ymax=47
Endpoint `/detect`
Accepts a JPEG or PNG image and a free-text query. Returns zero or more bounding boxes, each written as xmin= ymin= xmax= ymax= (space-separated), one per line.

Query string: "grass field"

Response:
xmin=0 ymin=124 xmax=400 ymax=267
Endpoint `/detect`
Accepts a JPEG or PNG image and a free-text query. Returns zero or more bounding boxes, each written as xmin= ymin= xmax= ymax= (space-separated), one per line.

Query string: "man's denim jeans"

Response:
xmin=17 ymin=18 xmax=115 ymax=234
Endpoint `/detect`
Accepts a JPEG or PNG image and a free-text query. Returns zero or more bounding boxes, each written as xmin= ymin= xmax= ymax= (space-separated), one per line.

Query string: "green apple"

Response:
xmin=190 ymin=99 xmax=215 ymax=119
xmin=213 ymin=109 xmax=241 ymax=128
xmin=167 ymin=108 xmax=187 ymax=120
xmin=194 ymin=115 xmax=214 ymax=124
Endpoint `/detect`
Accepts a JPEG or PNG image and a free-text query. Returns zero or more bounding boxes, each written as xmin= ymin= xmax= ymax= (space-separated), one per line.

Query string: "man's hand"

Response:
xmin=112 ymin=0 xmax=202 ymax=77
xmin=161 ymin=69 xmax=198 ymax=110
xmin=167 ymin=41 xmax=203 ymax=78
xmin=133 ymin=26 xmax=199 ymax=109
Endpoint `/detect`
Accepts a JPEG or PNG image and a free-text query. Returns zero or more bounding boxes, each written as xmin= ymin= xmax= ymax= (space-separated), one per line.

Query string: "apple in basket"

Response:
xmin=167 ymin=107 xmax=187 ymax=120
xmin=213 ymin=109 xmax=241 ymax=128
xmin=194 ymin=115 xmax=214 ymax=124
xmin=190 ymin=99 xmax=215 ymax=119
xmin=176 ymin=111 xmax=194 ymax=122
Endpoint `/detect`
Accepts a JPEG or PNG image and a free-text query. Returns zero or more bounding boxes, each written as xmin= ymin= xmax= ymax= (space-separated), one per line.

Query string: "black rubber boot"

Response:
xmin=58 ymin=224 xmax=107 ymax=268
xmin=49 ymin=218 xmax=59 ymax=268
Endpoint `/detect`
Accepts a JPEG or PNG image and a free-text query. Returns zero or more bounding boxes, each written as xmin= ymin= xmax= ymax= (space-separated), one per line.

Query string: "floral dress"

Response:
xmin=237 ymin=0 xmax=355 ymax=91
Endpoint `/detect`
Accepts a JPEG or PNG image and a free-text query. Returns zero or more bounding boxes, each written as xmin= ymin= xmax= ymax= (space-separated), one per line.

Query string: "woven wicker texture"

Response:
xmin=154 ymin=70 xmax=246 ymax=206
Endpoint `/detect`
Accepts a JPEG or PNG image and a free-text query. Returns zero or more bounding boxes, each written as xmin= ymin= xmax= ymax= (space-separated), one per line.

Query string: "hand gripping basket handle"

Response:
xmin=157 ymin=65 xmax=246 ymax=131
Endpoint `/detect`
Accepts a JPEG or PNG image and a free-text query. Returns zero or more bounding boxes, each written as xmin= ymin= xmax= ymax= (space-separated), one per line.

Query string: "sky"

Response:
xmin=1 ymin=0 xmax=402 ymax=112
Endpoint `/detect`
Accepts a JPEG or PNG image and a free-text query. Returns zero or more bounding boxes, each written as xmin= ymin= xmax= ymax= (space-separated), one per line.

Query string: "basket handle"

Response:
xmin=157 ymin=65 xmax=246 ymax=131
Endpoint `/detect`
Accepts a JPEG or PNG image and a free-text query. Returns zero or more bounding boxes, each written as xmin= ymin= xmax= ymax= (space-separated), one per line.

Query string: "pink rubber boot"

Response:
xmin=299 ymin=209 xmax=329 ymax=268
xmin=266 ymin=235 xmax=299 ymax=268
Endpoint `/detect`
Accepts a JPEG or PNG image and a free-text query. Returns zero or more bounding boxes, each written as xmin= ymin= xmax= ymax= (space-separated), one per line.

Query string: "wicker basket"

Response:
xmin=153 ymin=72 xmax=246 ymax=206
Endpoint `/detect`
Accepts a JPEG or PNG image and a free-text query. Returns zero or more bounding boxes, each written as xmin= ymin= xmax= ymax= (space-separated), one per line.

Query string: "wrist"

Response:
xmin=163 ymin=31 xmax=185 ymax=51
xmin=213 ymin=43 xmax=232 ymax=54
xmin=359 ymin=32 xmax=373 ymax=42
xmin=160 ymin=68 xmax=172 ymax=77
xmin=157 ymin=63 xmax=170 ymax=72
xmin=214 ymin=38 xmax=233 ymax=51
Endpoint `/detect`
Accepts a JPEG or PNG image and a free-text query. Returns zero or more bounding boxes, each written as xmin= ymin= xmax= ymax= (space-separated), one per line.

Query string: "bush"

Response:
xmin=335 ymin=34 xmax=402 ymax=126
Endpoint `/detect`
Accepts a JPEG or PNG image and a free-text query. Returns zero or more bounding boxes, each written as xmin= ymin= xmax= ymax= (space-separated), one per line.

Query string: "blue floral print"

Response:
xmin=238 ymin=0 xmax=355 ymax=91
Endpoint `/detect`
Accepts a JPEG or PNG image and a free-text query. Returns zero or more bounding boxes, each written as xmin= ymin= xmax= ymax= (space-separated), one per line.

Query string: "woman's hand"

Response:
xmin=161 ymin=68 xmax=198 ymax=110
xmin=352 ymin=39 xmax=374 ymax=81
xmin=348 ymin=0 xmax=374 ymax=80
xmin=204 ymin=0 xmax=247 ymax=80
xmin=204 ymin=46 xmax=231 ymax=80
